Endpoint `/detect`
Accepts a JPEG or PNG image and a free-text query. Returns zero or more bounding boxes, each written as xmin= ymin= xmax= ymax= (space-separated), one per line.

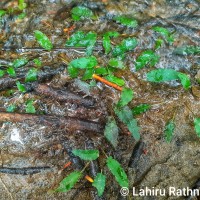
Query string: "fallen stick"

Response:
xmin=0 ymin=167 xmax=51 ymax=175
xmin=0 ymin=112 xmax=104 ymax=133
xmin=33 ymin=84 xmax=95 ymax=107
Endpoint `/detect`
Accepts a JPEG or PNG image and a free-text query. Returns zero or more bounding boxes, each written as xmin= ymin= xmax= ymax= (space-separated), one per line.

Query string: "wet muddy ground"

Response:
xmin=0 ymin=0 xmax=200 ymax=200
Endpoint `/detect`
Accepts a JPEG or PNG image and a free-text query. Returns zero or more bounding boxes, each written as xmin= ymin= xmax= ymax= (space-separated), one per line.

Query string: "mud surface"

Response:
xmin=0 ymin=0 xmax=200 ymax=200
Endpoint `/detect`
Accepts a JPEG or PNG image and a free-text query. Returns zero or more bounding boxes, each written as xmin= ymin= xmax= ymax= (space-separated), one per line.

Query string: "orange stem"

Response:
xmin=85 ymin=175 xmax=94 ymax=183
xmin=62 ymin=161 xmax=72 ymax=169
xmin=92 ymin=74 xmax=122 ymax=91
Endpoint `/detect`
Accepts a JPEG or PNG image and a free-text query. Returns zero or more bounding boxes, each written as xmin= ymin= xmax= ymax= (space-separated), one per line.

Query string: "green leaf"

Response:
xmin=33 ymin=58 xmax=42 ymax=67
xmin=103 ymin=32 xmax=120 ymax=54
xmin=68 ymin=65 xmax=79 ymax=78
xmin=84 ymin=32 xmax=97 ymax=56
xmin=69 ymin=56 xmax=97 ymax=69
xmin=173 ymin=46 xmax=200 ymax=55
xmin=104 ymin=31 xmax=120 ymax=38
xmin=132 ymin=104 xmax=151 ymax=116
xmin=25 ymin=100 xmax=36 ymax=114
xmin=71 ymin=6 xmax=94 ymax=21
xmin=155 ymin=39 xmax=163 ymax=50
xmin=147 ymin=69 xmax=179 ymax=82
xmin=164 ymin=120 xmax=175 ymax=143
xmin=34 ymin=30 xmax=53 ymax=50
xmin=18 ymin=0 xmax=27 ymax=10
xmin=66 ymin=31 xmax=85 ymax=46
xmin=108 ymin=58 xmax=125 ymax=69
xmin=117 ymin=88 xmax=134 ymax=107
xmin=66 ymin=31 xmax=97 ymax=56
xmin=17 ymin=12 xmax=26 ymax=19
xmin=122 ymin=38 xmax=138 ymax=51
xmin=25 ymin=68 xmax=37 ymax=82
xmin=194 ymin=118 xmax=200 ymax=137
xmin=95 ymin=67 xmax=108 ymax=75
xmin=103 ymin=35 xmax=111 ymax=54
xmin=55 ymin=171 xmax=82 ymax=192
xmin=82 ymin=68 xmax=94 ymax=80
xmin=72 ymin=14 xmax=81 ymax=21
xmin=135 ymin=50 xmax=159 ymax=70
xmin=7 ymin=67 xmax=16 ymax=77
xmin=114 ymin=15 xmax=138 ymax=28
xmin=92 ymin=173 xmax=106 ymax=196
xmin=106 ymin=156 xmax=129 ymax=187
xmin=6 ymin=104 xmax=16 ymax=113
xmin=72 ymin=149 xmax=99 ymax=161
xmin=0 ymin=10 xmax=7 ymax=17
xmin=112 ymin=38 xmax=137 ymax=57
xmin=16 ymin=81 xmax=26 ymax=92
xmin=11 ymin=58 xmax=28 ymax=68
xmin=114 ymin=106 xmax=140 ymax=141
xmin=147 ymin=69 xmax=191 ymax=90
xmin=105 ymin=75 xmax=125 ymax=86
xmin=177 ymin=72 xmax=191 ymax=90
xmin=0 ymin=70 xmax=5 ymax=77
xmin=152 ymin=26 xmax=174 ymax=44
xmin=104 ymin=117 xmax=119 ymax=148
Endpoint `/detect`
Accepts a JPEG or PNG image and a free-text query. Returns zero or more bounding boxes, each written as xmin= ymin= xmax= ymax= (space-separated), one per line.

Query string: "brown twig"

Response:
xmin=0 ymin=112 xmax=104 ymax=133
xmin=33 ymin=84 xmax=95 ymax=107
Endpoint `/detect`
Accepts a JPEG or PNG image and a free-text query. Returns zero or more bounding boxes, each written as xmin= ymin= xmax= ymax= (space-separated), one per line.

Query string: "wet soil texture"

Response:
xmin=0 ymin=0 xmax=200 ymax=200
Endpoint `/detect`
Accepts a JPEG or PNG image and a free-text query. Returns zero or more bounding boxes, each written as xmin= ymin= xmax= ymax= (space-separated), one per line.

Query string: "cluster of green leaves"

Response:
xmin=55 ymin=149 xmax=128 ymax=196
xmin=194 ymin=118 xmax=200 ymax=137
xmin=25 ymin=99 xmax=36 ymax=113
xmin=115 ymin=106 xmax=140 ymax=141
xmin=6 ymin=57 xmax=28 ymax=78
xmin=112 ymin=38 xmax=138 ymax=58
xmin=152 ymin=26 xmax=174 ymax=44
xmin=71 ymin=6 xmax=94 ymax=21
xmin=113 ymin=15 xmax=138 ymax=28
xmin=104 ymin=88 xmax=142 ymax=142
xmin=164 ymin=120 xmax=175 ymax=142
xmin=173 ymin=45 xmax=200 ymax=55
xmin=66 ymin=31 xmax=97 ymax=55
xmin=67 ymin=56 xmax=125 ymax=87
xmin=6 ymin=104 xmax=17 ymax=113
xmin=132 ymin=104 xmax=151 ymax=116
xmin=0 ymin=10 xmax=7 ymax=18
xmin=135 ymin=50 xmax=160 ymax=70
xmin=16 ymin=81 xmax=26 ymax=92
xmin=68 ymin=56 xmax=97 ymax=78
xmin=147 ymin=68 xmax=191 ymax=90
xmin=18 ymin=0 xmax=27 ymax=10
xmin=103 ymin=31 xmax=119 ymax=54
xmin=104 ymin=117 xmax=119 ymax=148
xmin=34 ymin=30 xmax=53 ymax=50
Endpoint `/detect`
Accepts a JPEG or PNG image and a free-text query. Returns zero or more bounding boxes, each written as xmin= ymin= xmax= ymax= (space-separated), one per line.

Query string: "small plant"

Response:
xmin=113 ymin=15 xmax=138 ymax=28
xmin=71 ymin=6 xmax=94 ymax=21
xmin=164 ymin=120 xmax=175 ymax=142
xmin=135 ymin=50 xmax=160 ymax=70
xmin=194 ymin=118 xmax=200 ymax=137
xmin=147 ymin=68 xmax=191 ymax=90
xmin=152 ymin=26 xmax=174 ymax=44
xmin=25 ymin=100 xmax=36 ymax=114
xmin=25 ymin=68 xmax=37 ymax=82
xmin=34 ymin=30 xmax=53 ymax=50
xmin=54 ymin=149 xmax=129 ymax=196
xmin=16 ymin=81 xmax=26 ymax=92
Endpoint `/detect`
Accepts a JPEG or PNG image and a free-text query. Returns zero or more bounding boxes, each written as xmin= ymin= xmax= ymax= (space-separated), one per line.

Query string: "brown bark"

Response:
xmin=0 ymin=112 xmax=103 ymax=133
xmin=33 ymin=84 xmax=95 ymax=107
